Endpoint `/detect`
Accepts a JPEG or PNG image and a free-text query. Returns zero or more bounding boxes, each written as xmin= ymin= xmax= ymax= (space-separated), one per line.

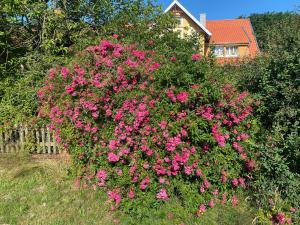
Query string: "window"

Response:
xmin=226 ymin=46 xmax=238 ymax=57
xmin=176 ymin=17 xmax=183 ymax=26
xmin=214 ymin=46 xmax=224 ymax=57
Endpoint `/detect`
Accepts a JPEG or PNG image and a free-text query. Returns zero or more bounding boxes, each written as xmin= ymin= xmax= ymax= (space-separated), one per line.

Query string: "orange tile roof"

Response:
xmin=206 ymin=19 xmax=259 ymax=58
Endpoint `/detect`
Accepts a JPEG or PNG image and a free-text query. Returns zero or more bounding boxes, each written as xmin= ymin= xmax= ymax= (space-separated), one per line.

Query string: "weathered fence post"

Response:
xmin=20 ymin=125 xmax=25 ymax=151
xmin=41 ymin=126 xmax=46 ymax=154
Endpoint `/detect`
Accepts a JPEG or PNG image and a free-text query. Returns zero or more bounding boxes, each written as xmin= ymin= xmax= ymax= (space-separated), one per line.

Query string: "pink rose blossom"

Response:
xmin=61 ymin=67 xmax=69 ymax=79
xmin=192 ymin=53 xmax=201 ymax=61
xmin=108 ymin=190 xmax=121 ymax=206
xmin=232 ymin=195 xmax=238 ymax=207
xmin=176 ymin=92 xmax=189 ymax=103
xmin=197 ymin=204 xmax=206 ymax=216
xmin=108 ymin=152 xmax=120 ymax=162
xmin=208 ymin=199 xmax=215 ymax=208
xmin=156 ymin=188 xmax=169 ymax=200
xmin=276 ymin=212 xmax=286 ymax=224
xmin=129 ymin=190 xmax=135 ymax=199
xmin=97 ymin=170 xmax=107 ymax=180
xmin=232 ymin=178 xmax=239 ymax=187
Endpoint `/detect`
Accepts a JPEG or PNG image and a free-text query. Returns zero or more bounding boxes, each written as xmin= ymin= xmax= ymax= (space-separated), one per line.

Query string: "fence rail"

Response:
xmin=0 ymin=125 xmax=59 ymax=154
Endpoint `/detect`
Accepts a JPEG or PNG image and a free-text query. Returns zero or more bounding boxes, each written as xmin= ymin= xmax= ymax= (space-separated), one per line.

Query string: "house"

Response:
xmin=165 ymin=0 xmax=260 ymax=62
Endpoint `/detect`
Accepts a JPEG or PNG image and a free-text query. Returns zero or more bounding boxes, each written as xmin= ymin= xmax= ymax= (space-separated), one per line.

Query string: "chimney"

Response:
xmin=200 ymin=13 xmax=206 ymax=27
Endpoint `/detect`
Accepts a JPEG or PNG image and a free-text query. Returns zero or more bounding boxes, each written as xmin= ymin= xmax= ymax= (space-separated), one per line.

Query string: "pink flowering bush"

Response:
xmin=38 ymin=38 xmax=260 ymax=216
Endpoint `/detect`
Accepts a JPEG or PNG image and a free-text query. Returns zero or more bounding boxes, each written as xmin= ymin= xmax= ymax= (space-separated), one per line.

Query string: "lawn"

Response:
xmin=0 ymin=153 xmax=257 ymax=225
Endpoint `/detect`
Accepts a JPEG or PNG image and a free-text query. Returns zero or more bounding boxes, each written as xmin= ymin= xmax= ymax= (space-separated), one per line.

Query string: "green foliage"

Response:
xmin=237 ymin=37 xmax=300 ymax=175
xmin=0 ymin=53 xmax=69 ymax=128
xmin=250 ymin=11 xmax=300 ymax=51
xmin=234 ymin=11 xmax=300 ymax=215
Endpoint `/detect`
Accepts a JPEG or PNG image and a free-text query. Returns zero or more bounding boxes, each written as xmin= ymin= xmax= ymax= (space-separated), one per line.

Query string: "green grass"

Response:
xmin=0 ymin=153 xmax=257 ymax=225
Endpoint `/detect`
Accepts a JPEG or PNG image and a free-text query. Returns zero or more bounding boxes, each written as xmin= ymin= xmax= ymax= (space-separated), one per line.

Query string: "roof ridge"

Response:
xmin=207 ymin=18 xmax=249 ymax=22
xmin=241 ymin=26 xmax=251 ymax=44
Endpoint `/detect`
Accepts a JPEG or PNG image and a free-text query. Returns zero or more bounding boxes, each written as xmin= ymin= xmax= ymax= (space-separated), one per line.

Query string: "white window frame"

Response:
xmin=214 ymin=46 xmax=224 ymax=57
xmin=225 ymin=46 xmax=238 ymax=57
xmin=175 ymin=17 xmax=183 ymax=26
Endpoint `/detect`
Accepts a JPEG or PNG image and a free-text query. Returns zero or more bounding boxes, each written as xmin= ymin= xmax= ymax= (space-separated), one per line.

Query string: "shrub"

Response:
xmin=231 ymin=12 xmax=300 ymax=220
xmin=38 ymin=38 xmax=259 ymax=216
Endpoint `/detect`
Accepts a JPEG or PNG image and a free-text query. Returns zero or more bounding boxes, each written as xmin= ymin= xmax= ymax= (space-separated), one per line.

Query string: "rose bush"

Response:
xmin=38 ymin=38 xmax=259 ymax=216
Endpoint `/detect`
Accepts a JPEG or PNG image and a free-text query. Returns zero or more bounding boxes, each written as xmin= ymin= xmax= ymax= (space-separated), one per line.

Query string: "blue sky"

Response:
xmin=157 ymin=0 xmax=300 ymax=20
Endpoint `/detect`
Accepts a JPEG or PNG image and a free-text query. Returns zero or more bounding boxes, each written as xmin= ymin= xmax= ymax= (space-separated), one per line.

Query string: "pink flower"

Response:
xmin=115 ymin=168 xmax=123 ymax=176
xmin=200 ymin=186 xmax=205 ymax=193
xmin=159 ymin=177 xmax=166 ymax=184
xmin=212 ymin=189 xmax=219 ymax=196
xmin=159 ymin=121 xmax=168 ymax=130
xmin=156 ymin=188 xmax=169 ymax=200
xmin=221 ymin=174 xmax=227 ymax=184
xmin=143 ymin=163 xmax=150 ymax=169
xmin=276 ymin=212 xmax=286 ymax=224
xmin=246 ymin=159 xmax=256 ymax=171
xmin=113 ymin=34 xmax=119 ymax=39
xmin=208 ymin=199 xmax=215 ymax=208
xmin=287 ymin=218 xmax=292 ymax=224
xmin=212 ymin=123 xmax=226 ymax=147
xmin=232 ymin=195 xmax=238 ymax=207
xmin=201 ymin=106 xmax=214 ymax=121
xmin=170 ymin=56 xmax=176 ymax=61
xmin=107 ymin=191 xmax=121 ymax=206
xmin=106 ymin=109 xmax=112 ymax=117
xmin=184 ymin=166 xmax=192 ymax=175
xmin=196 ymin=169 xmax=202 ymax=177
xmin=166 ymin=90 xmax=176 ymax=102
xmin=192 ymin=53 xmax=201 ymax=61
xmin=238 ymin=177 xmax=246 ymax=188
xmin=61 ymin=67 xmax=69 ymax=79
xmin=109 ymin=140 xmax=117 ymax=150
xmin=149 ymin=62 xmax=160 ymax=72
xmin=108 ymin=152 xmax=120 ymax=162
xmin=129 ymin=190 xmax=135 ymax=199
xmin=203 ymin=178 xmax=210 ymax=189
xmin=140 ymin=176 xmax=151 ymax=190
xmin=132 ymin=50 xmax=146 ymax=61
xmin=181 ymin=128 xmax=188 ymax=137
xmin=197 ymin=204 xmax=206 ymax=216
xmin=97 ymin=170 xmax=107 ymax=180
xmin=176 ymin=92 xmax=189 ymax=103
xmin=232 ymin=178 xmax=239 ymax=187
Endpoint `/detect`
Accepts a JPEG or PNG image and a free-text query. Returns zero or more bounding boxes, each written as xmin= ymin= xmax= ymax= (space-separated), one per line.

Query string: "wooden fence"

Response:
xmin=0 ymin=125 xmax=60 ymax=154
